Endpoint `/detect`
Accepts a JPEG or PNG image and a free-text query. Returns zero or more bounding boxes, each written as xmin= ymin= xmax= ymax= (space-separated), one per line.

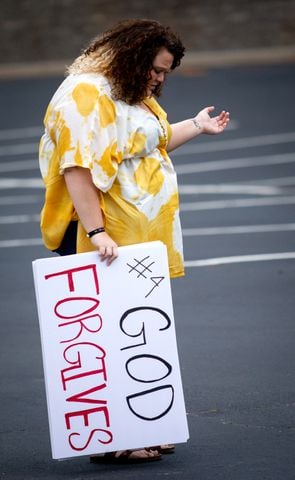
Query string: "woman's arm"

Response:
xmin=167 ymin=106 xmax=230 ymax=152
xmin=64 ymin=166 xmax=118 ymax=265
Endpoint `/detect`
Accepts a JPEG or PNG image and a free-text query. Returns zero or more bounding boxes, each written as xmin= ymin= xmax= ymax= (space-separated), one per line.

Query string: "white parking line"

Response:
xmin=0 ymin=120 xmax=238 ymax=143
xmin=181 ymin=195 xmax=295 ymax=211
xmin=1 ymin=239 xmax=295 ymax=273
xmin=0 ymin=143 xmax=37 ymax=156
xmin=178 ymin=184 xmax=283 ymax=195
xmin=176 ymin=152 xmax=295 ymax=174
xmin=0 ymin=214 xmax=40 ymax=224
xmin=1 ymin=131 xmax=295 ymax=158
xmin=0 ymin=123 xmax=232 ymax=142
xmin=0 ymin=238 xmax=44 ymax=248
xmin=1 ymin=151 xmax=294 ymax=176
xmin=0 ymin=178 xmax=43 ymax=188
xmin=184 ymin=252 xmax=295 ymax=267
xmin=0 ymin=179 xmax=286 ymax=194
xmin=235 ymin=176 xmax=295 ymax=186
xmin=183 ymin=223 xmax=295 ymax=236
xmin=173 ymin=131 xmax=295 ymax=156
xmin=1 ymin=212 xmax=295 ymax=238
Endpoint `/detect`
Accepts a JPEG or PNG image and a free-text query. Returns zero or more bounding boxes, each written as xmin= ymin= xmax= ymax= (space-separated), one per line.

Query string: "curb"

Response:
xmin=181 ymin=45 xmax=295 ymax=70
xmin=0 ymin=45 xmax=295 ymax=80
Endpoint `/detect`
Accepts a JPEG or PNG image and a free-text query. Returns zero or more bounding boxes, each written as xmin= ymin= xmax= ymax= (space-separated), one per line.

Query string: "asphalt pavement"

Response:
xmin=1 ymin=63 xmax=295 ymax=479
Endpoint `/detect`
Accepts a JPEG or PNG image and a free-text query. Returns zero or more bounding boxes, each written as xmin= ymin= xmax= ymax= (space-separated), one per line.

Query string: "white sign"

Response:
xmin=32 ymin=241 xmax=189 ymax=460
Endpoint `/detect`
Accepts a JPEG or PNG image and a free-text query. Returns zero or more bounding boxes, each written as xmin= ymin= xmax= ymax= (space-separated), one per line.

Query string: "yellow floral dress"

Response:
xmin=39 ymin=73 xmax=184 ymax=278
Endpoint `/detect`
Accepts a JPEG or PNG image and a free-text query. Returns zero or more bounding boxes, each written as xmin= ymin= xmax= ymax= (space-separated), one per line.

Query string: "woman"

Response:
xmin=39 ymin=19 xmax=229 ymax=463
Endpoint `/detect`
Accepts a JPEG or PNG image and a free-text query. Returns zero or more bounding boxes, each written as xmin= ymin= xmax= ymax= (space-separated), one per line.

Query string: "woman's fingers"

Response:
xmin=98 ymin=245 xmax=112 ymax=258
xmin=109 ymin=247 xmax=119 ymax=265
xmin=90 ymin=232 xmax=118 ymax=265
xmin=98 ymin=245 xmax=118 ymax=265
xmin=217 ymin=111 xmax=230 ymax=128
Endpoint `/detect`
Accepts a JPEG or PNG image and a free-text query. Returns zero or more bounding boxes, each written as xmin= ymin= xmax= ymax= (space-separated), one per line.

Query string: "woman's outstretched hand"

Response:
xmin=90 ymin=231 xmax=118 ymax=266
xmin=194 ymin=107 xmax=230 ymax=135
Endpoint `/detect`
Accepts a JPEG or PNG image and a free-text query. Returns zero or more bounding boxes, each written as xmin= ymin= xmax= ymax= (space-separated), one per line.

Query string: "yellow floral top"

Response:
xmin=39 ymin=73 xmax=184 ymax=278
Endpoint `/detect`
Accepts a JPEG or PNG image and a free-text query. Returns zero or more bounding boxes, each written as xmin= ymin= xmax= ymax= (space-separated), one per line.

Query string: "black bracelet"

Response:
xmin=86 ymin=227 xmax=105 ymax=238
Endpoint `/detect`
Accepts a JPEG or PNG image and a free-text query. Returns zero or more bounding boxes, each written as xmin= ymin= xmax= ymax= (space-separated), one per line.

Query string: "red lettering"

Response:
xmin=65 ymin=406 xmax=110 ymax=430
xmin=54 ymin=297 xmax=100 ymax=319
xmin=66 ymin=384 xmax=107 ymax=404
xmin=68 ymin=428 xmax=113 ymax=451
xmin=44 ymin=262 xmax=116 ymax=452
xmin=45 ymin=264 xmax=99 ymax=294
xmin=61 ymin=342 xmax=107 ymax=390
xmin=59 ymin=313 xmax=103 ymax=344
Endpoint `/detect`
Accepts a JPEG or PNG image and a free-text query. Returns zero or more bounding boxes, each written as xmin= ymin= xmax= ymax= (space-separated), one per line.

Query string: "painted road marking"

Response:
xmin=0 ymin=143 xmax=37 ymax=156
xmin=0 ymin=131 xmax=295 ymax=158
xmin=175 ymin=152 xmax=295 ymax=174
xmin=181 ymin=195 xmax=295 ymax=211
xmin=1 ymin=208 xmax=295 ymax=239
xmin=1 ymin=212 xmax=295 ymax=240
xmin=173 ymin=131 xmax=295 ymax=156
xmin=0 ymin=151 xmax=294 ymax=175
xmin=234 ymin=176 xmax=295 ymax=186
xmin=0 ymin=178 xmax=43 ymax=188
xmin=183 ymin=223 xmax=295 ymax=236
xmin=184 ymin=252 xmax=295 ymax=267
xmin=1 ymin=237 xmax=295 ymax=276
xmin=0 ymin=121 xmax=238 ymax=143
xmin=0 ymin=238 xmax=44 ymax=248
xmin=0 ymin=179 xmax=286 ymax=194
xmin=0 ymin=214 xmax=40 ymax=224
xmin=178 ymin=184 xmax=283 ymax=195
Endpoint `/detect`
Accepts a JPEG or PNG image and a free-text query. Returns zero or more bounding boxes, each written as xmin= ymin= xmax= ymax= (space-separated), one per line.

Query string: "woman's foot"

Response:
xmin=90 ymin=448 xmax=162 ymax=464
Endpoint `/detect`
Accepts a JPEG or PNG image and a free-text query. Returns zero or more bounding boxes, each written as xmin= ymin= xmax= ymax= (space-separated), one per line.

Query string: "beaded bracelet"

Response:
xmin=86 ymin=227 xmax=105 ymax=238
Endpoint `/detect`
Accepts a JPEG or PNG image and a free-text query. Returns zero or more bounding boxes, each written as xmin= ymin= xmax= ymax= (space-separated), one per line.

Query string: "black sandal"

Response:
xmin=151 ymin=444 xmax=175 ymax=454
xmin=90 ymin=448 xmax=162 ymax=464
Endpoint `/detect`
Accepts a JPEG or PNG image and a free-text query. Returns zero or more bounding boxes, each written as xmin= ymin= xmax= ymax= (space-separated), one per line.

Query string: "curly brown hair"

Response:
xmin=68 ymin=19 xmax=185 ymax=104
